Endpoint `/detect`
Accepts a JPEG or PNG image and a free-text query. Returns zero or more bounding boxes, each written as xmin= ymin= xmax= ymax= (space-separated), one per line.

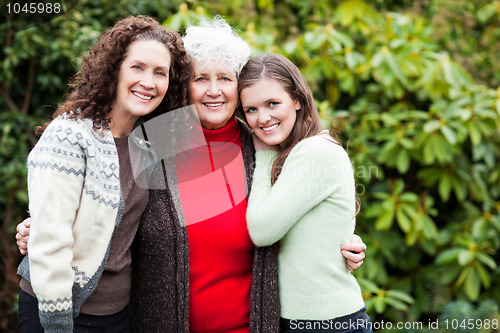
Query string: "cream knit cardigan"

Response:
xmin=18 ymin=116 xmax=124 ymax=332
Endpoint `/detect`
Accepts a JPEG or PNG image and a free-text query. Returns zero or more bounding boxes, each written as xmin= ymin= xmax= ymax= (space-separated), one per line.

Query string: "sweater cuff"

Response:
xmin=39 ymin=298 xmax=73 ymax=333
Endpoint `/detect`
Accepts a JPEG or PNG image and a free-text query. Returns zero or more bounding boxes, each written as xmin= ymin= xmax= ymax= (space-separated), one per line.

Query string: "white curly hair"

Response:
xmin=182 ymin=16 xmax=251 ymax=75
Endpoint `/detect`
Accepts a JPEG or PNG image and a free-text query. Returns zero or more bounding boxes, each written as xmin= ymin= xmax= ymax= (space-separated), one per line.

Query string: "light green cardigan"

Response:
xmin=246 ymin=133 xmax=365 ymax=320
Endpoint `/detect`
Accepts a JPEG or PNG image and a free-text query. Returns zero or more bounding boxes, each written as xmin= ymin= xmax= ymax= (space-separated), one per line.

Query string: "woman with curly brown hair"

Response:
xmin=16 ymin=15 xmax=190 ymax=332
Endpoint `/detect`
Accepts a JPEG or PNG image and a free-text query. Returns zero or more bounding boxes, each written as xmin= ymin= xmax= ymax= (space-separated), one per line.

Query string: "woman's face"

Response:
xmin=188 ymin=60 xmax=238 ymax=130
xmin=112 ymin=40 xmax=171 ymax=122
xmin=241 ymin=78 xmax=300 ymax=147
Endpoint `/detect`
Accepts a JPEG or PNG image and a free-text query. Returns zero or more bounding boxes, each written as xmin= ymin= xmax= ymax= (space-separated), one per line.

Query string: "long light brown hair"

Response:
xmin=238 ymin=53 xmax=339 ymax=184
xmin=238 ymin=53 xmax=360 ymax=216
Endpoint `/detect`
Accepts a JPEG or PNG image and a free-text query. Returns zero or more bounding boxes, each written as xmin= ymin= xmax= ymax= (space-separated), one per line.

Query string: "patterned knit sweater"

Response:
xmin=17 ymin=116 xmax=124 ymax=332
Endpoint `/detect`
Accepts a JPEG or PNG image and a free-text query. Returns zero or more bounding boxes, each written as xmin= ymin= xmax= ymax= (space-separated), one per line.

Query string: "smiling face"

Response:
xmin=111 ymin=40 xmax=171 ymax=127
xmin=188 ymin=60 xmax=238 ymax=130
xmin=241 ymin=78 xmax=301 ymax=147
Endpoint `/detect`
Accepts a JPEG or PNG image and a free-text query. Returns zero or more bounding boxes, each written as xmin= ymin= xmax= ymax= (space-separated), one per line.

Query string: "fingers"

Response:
xmin=346 ymin=259 xmax=363 ymax=272
xmin=16 ymin=233 xmax=29 ymax=254
xmin=342 ymin=234 xmax=367 ymax=272
xmin=341 ymin=242 xmax=366 ymax=254
xmin=342 ymin=249 xmax=365 ymax=262
xmin=341 ymin=234 xmax=367 ymax=253
xmin=16 ymin=218 xmax=31 ymax=236
xmin=351 ymin=234 xmax=362 ymax=244
xmin=17 ymin=242 xmax=28 ymax=255
xmin=16 ymin=217 xmax=31 ymax=255
xmin=342 ymin=249 xmax=365 ymax=272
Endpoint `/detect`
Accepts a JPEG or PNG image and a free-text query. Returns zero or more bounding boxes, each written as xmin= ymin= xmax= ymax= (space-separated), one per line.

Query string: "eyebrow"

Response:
xmin=243 ymin=98 xmax=280 ymax=109
xmin=131 ymin=60 xmax=169 ymax=71
xmin=218 ymin=72 xmax=235 ymax=77
xmin=195 ymin=71 xmax=236 ymax=77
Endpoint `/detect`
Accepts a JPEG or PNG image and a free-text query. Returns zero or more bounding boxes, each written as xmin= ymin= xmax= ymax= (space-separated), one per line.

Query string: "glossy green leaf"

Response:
xmin=435 ymin=248 xmax=461 ymax=265
xmin=475 ymin=262 xmax=491 ymax=288
xmin=458 ymin=250 xmax=475 ymax=266
xmin=469 ymin=122 xmax=482 ymax=146
xmin=438 ymin=174 xmax=452 ymax=201
xmin=464 ymin=269 xmax=480 ymax=300
xmin=476 ymin=252 xmax=497 ymax=270
xmin=396 ymin=149 xmax=410 ymax=173
xmin=441 ymin=125 xmax=457 ymax=145
xmin=374 ymin=295 xmax=386 ymax=313
xmin=375 ymin=209 xmax=395 ymax=231
xmin=396 ymin=206 xmax=411 ymax=233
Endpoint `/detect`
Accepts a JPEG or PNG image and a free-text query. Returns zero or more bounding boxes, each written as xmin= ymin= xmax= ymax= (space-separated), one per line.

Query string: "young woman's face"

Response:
xmin=188 ymin=60 xmax=238 ymax=130
xmin=241 ymin=78 xmax=300 ymax=147
xmin=112 ymin=40 xmax=171 ymax=122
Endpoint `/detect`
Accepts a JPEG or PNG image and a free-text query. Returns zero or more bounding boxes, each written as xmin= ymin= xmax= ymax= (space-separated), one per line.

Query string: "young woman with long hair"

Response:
xmin=240 ymin=53 xmax=371 ymax=333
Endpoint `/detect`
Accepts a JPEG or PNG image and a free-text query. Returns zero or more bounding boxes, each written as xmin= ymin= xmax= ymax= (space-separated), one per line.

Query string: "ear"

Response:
xmin=294 ymin=100 xmax=301 ymax=111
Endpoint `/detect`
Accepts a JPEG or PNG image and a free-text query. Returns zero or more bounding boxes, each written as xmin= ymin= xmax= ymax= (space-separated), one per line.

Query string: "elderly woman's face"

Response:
xmin=188 ymin=60 xmax=238 ymax=130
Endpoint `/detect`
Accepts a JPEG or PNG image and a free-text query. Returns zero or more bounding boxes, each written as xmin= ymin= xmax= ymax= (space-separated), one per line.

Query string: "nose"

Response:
xmin=258 ymin=110 xmax=271 ymax=124
xmin=139 ymin=78 xmax=155 ymax=90
xmin=139 ymin=80 xmax=155 ymax=89
xmin=206 ymin=80 xmax=221 ymax=96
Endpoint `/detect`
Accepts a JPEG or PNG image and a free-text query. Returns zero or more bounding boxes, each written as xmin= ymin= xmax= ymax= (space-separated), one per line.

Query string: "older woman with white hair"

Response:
xmin=130 ymin=18 xmax=279 ymax=333
xmin=129 ymin=17 xmax=366 ymax=333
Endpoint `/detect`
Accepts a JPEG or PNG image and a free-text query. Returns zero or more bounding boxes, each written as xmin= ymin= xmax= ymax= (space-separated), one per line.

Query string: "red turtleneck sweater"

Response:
xmin=176 ymin=117 xmax=254 ymax=333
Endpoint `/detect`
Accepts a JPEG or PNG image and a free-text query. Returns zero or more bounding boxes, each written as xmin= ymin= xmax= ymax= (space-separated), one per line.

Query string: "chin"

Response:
xmin=261 ymin=137 xmax=281 ymax=147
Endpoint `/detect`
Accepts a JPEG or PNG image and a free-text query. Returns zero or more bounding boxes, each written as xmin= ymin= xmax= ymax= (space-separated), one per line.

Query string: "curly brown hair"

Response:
xmin=36 ymin=15 xmax=190 ymax=134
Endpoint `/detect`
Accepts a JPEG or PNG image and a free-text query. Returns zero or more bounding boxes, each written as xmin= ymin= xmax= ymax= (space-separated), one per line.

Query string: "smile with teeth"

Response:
xmin=133 ymin=91 xmax=153 ymax=100
xmin=261 ymin=123 xmax=279 ymax=132
xmin=204 ymin=102 xmax=224 ymax=108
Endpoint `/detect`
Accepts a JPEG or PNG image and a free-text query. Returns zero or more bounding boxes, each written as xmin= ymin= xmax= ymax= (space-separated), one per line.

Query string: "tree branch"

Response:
xmin=0 ymin=87 xmax=20 ymax=113
xmin=21 ymin=58 xmax=36 ymax=115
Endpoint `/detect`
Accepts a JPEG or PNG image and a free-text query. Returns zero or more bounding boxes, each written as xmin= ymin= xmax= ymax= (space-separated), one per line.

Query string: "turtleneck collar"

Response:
xmin=196 ymin=116 xmax=240 ymax=146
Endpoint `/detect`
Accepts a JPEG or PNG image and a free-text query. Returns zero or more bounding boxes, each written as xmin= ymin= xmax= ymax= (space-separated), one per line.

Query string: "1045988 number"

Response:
xmin=443 ymin=318 xmax=499 ymax=330
xmin=6 ymin=2 xmax=62 ymax=14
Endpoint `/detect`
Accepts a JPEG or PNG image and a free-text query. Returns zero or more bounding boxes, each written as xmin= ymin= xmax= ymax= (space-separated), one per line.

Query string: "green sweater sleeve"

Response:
xmin=247 ymin=136 xmax=352 ymax=246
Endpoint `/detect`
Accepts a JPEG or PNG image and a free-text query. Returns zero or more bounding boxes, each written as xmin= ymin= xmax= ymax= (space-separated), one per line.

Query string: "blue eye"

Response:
xmin=269 ymin=102 xmax=279 ymax=107
xmin=132 ymin=65 xmax=142 ymax=70
xmin=155 ymin=71 xmax=166 ymax=76
xmin=245 ymin=107 xmax=256 ymax=114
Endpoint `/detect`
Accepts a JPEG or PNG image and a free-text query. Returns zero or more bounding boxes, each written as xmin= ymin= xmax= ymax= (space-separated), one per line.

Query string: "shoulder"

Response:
xmin=38 ymin=116 xmax=113 ymax=150
xmin=44 ymin=116 xmax=93 ymax=136
xmin=49 ymin=116 xmax=110 ymax=138
xmin=292 ymin=134 xmax=349 ymax=163
xmin=288 ymin=135 xmax=354 ymax=183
